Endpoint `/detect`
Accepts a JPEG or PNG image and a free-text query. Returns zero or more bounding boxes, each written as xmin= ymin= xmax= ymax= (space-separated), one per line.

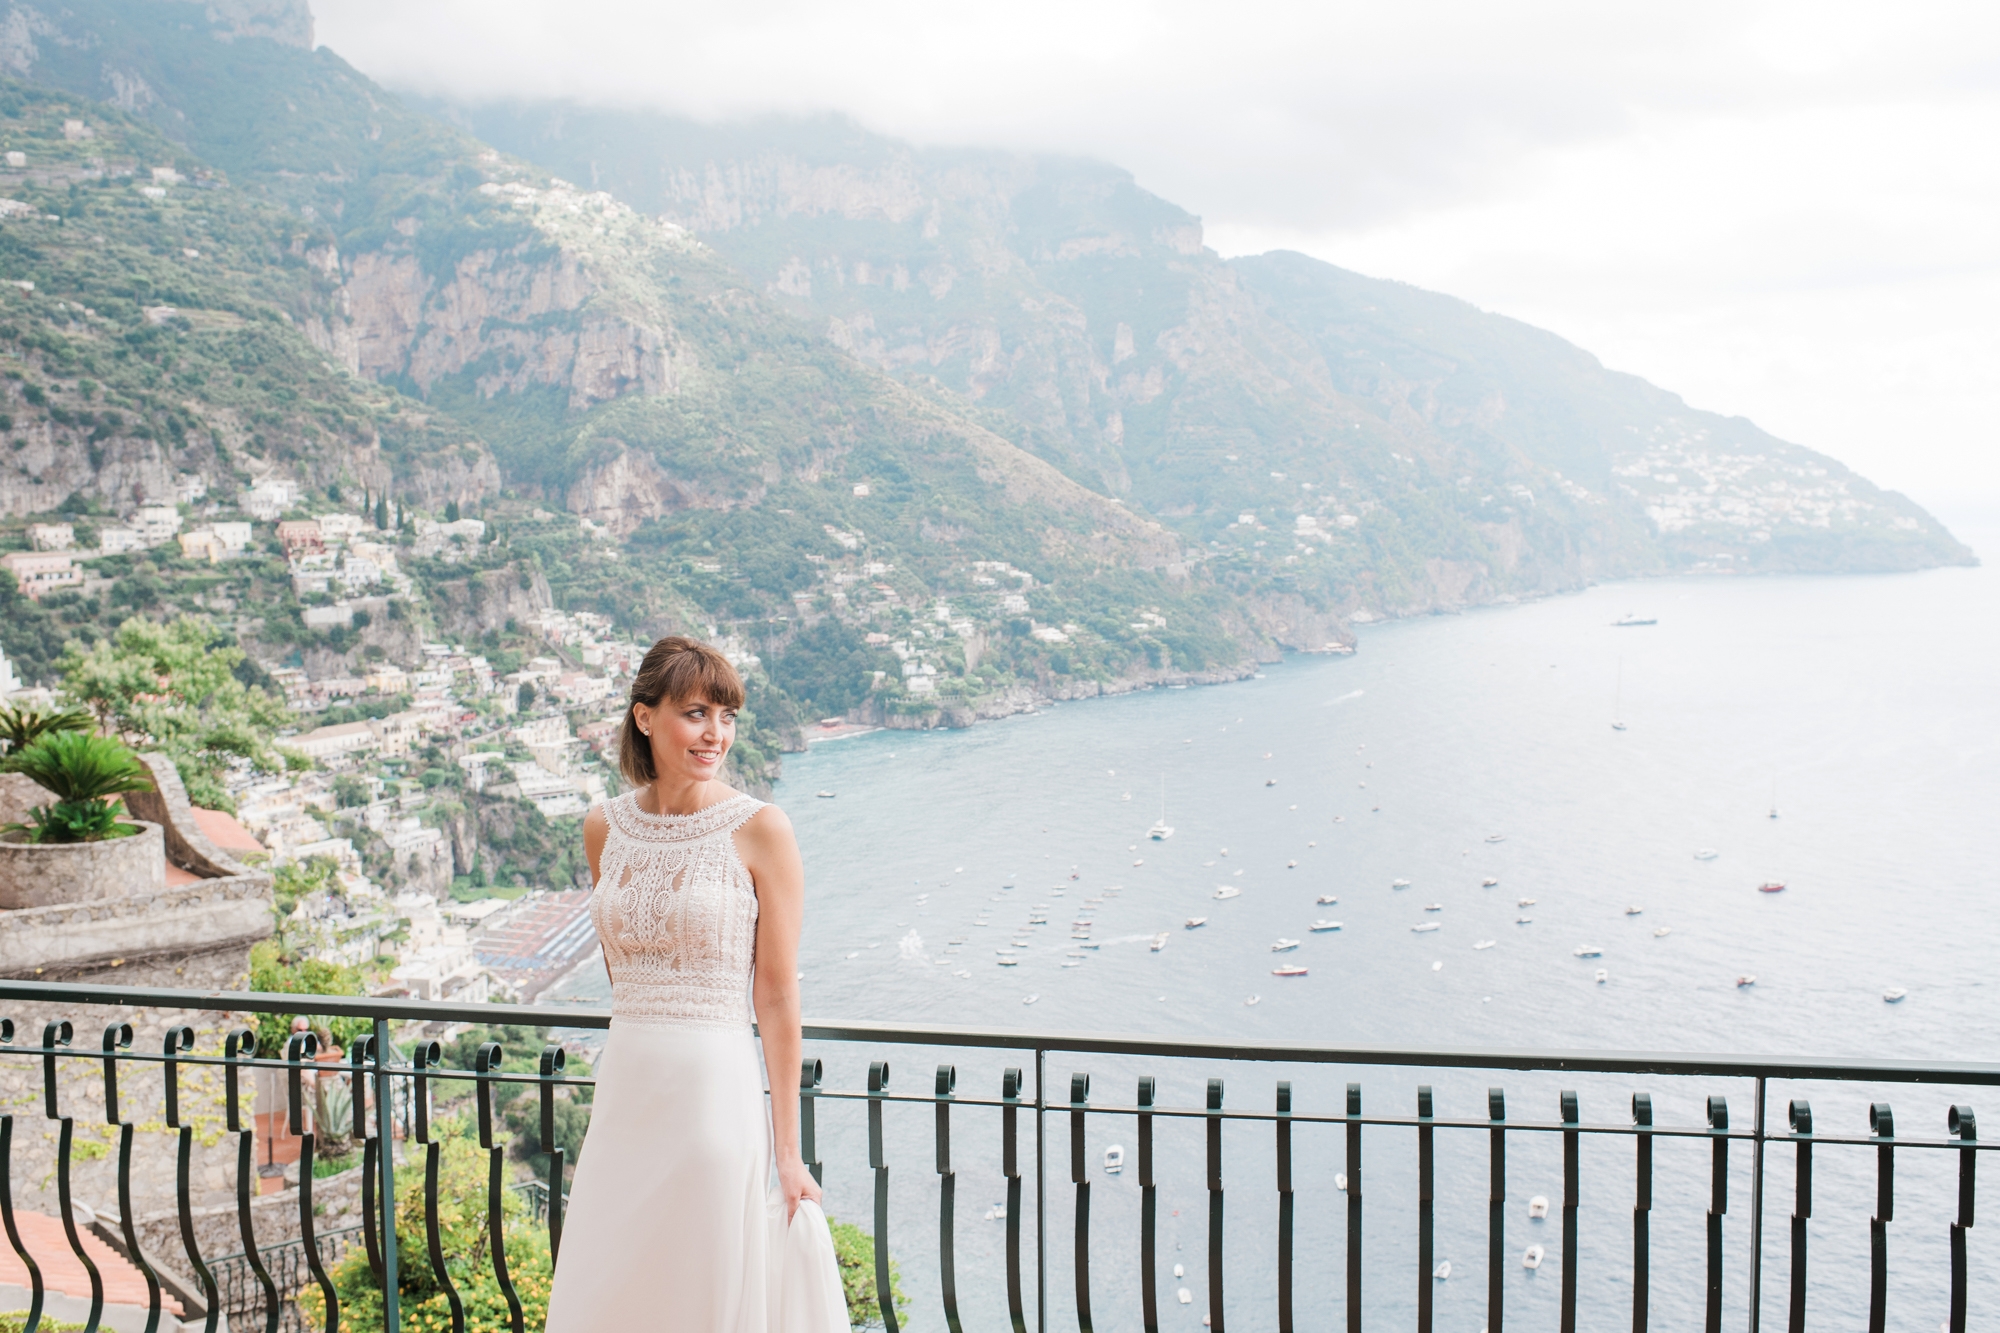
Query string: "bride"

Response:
xmin=545 ymin=636 xmax=850 ymax=1331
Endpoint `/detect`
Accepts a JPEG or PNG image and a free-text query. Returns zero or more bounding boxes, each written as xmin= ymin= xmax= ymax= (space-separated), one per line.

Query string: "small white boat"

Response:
xmin=1245 ymin=995 xmax=1261 ymax=1006
xmin=1309 ymin=920 xmax=1342 ymax=932
xmin=1481 ymin=878 xmax=1499 ymax=887
xmin=1736 ymin=975 xmax=1757 ymax=988
xmin=1185 ymin=917 xmax=1208 ymax=929
xmin=1148 ymin=777 xmax=1173 ymax=839
xmin=1022 ymin=994 xmax=1039 ymax=1004
xmin=1078 ymin=942 xmax=1100 ymax=950
xmin=1694 ymin=849 xmax=1719 ymax=861
xmin=1518 ymin=897 xmax=1537 ymax=907
xmin=1528 ymin=1195 xmax=1549 ymax=1219
xmin=1883 ymin=988 xmax=1907 ymax=1003
xmin=1473 ymin=940 xmax=1496 ymax=950
xmin=1316 ymin=895 xmax=1339 ymax=905
xmin=1335 ymin=1172 xmax=1348 ymax=1192
xmin=1485 ymin=834 xmax=1507 ymax=843
xmin=998 ymin=957 xmax=1019 ymax=966
xmin=1653 ymin=926 xmax=1672 ymax=937
xmin=1271 ymin=938 xmax=1300 ymax=952
xmin=1150 ymin=933 xmax=1169 ymax=952
xmin=1412 ymin=922 xmax=1441 ymax=933
xmin=1214 ymin=886 xmax=1242 ymax=900
xmin=815 ymin=790 xmax=836 ymax=799
xmin=1424 ymin=903 xmax=1443 ymax=912
xmin=1594 ymin=968 xmax=1609 ymax=984
xmin=1173 ymin=1263 xmax=1184 ymax=1279
xmin=1523 ymin=1244 xmax=1545 ymax=1270
xmin=1624 ymin=906 xmax=1643 ymax=916
xmin=1516 ymin=916 xmax=1534 ymax=925
xmin=984 ymin=1202 xmax=1008 ymax=1221
xmin=1148 ymin=822 xmax=1174 ymax=840
xmin=1104 ymin=1145 xmax=1125 ymax=1173
xmin=1176 ymin=1288 xmax=1193 ymax=1305
xmin=1265 ymin=778 xmax=1277 ymax=787
xmin=1433 ymin=1260 xmax=1451 ymax=1280
xmin=1392 ymin=878 xmax=1411 ymax=888
xmin=1061 ymin=959 xmax=1082 ymax=968
xmin=1573 ymin=945 xmax=1603 ymax=958
xmin=1272 ymin=965 xmax=1308 ymax=977
xmin=1286 ymin=859 xmax=1298 ymax=868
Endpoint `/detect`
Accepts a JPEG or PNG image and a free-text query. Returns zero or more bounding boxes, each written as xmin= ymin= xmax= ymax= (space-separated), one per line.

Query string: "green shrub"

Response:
xmin=828 ymin=1215 xmax=906 ymax=1329
xmin=0 ymin=729 xmax=151 ymax=842
xmin=0 ymin=701 xmax=91 ymax=753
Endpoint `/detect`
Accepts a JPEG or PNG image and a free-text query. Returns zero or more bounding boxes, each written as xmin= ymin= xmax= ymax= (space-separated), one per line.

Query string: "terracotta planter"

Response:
xmin=0 ymin=820 xmax=166 ymax=909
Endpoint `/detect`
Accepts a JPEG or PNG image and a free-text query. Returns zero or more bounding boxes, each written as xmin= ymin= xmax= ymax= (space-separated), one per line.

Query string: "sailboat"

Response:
xmin=1147 ymin=776 xmax=1174 ymax=840
xmin=1611 ymin=658 xmax=1627 ymax=731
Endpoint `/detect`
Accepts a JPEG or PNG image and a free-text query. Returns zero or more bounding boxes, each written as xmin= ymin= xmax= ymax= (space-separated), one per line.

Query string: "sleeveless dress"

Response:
xmin=545 ymin=790 xmax=851 ymax=1332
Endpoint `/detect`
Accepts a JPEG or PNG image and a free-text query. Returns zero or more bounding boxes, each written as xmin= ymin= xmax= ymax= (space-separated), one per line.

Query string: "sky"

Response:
xmin=315 ymin=0 xmax=2000 ymax=529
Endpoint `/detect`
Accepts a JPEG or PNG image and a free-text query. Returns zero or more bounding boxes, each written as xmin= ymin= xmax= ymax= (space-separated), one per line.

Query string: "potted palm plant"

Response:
xmin=0 ymin=728 xmax=166 ymax=908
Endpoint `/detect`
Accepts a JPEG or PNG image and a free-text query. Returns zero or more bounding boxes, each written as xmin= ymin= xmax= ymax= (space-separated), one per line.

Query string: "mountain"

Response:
xmin=0 ymin=0 xmax=1971 ymax=732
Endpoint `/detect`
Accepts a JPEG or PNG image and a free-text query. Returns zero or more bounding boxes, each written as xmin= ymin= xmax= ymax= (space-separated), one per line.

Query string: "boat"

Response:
xmin=1185 ymin=917 xmax=1208 ymax=929
xmin=1694 ymin=849 xmax=1719 ymax=861
xmin=1423 ymin=903 xmax=1443 ymax=912
xmin=1515 ymin=916 xmax=1533 ymax=925
xmin=1517 ymin=898 xmax=1537 ymax=907
xmin=1758 ymin=881 xmax=1786 ymax=893
xmin=1433 ymin=1261 xmax=1451 ymax=1280
xmin=1481 ymin=878 xmax=1499 ymax=887
xmin=1412 ymin=922 xmax=1441 ymax=933
xmin=1654 ymin=926 xmax=1672 ymax=937
xmin=1523 ymin=1245 xmax=1545 ymax=1270
xmin=1244 ymin=995 xmax=1261 ymax=1006
xmin=1061 ymin=958 xmax=1082 ymax=968
xmin=1150 ymin=933 xmax=1168 ymax=952
xmin=1286 ymin=859 xmax=1298 ymax=868
xmin=1624 ymin=906 xmax=1643 ymax=916
xmin=815 ymin=790 xmax=837 ymax=799
xmin=1104 ymin=1145 xmax=1125 ymax=1173
xmin=1272 ymin=965 xmax=1309 ymax=977
xmin=1528 ymin=1195 xmax=1549 ymax=1219
xmin=1176 ymin=1288 xmax=1192 ymax=1306
xmin=1485 ymin=834 xmax=1506 ymax=843
xmin=1213 ymin=886 xmax=1241 ymax=900
xmin=1612 ymin=615 xmax=1657 ymax=627
xmin=1023 ymin=994 xmax=1038 ymax=1004
xmin=1392 ymin=878 xmax=1411 ymax=889
xmin=1271 ymin=939 xmax=1300 ymax=952
xmin=1309 ymin=920 xmax=1342 ymax=932
xmin=1473 ymin=940 xmax=1496 ymax=950
xmin=1736 ymin=975 xmax=1756 ymax=988
xmin=1883 ymin=988 xmax=1907 ymax=1003
xmin=1078 ymin=942 xmax=1100 ymax=950
xmin=1335 ymin=1173 xmax=1348 ymax=1192
xmin=984 ymin=1202 xmax=1008 ymax=1221
xmin=1573 ymin=945 xmax=1603 ymax=958
xmin=1594 ymin=968 xmax=1609 ymax=984
xmin=1265 ymin=778 xmax=1277 ymax=787
xmin=998 ymin=957 xmax=1019 ymax=967
xmin=1147 ymin=776 xmax=1174 ymax=840
xmin=1316 ymin=895 xmax=1339 ymax=905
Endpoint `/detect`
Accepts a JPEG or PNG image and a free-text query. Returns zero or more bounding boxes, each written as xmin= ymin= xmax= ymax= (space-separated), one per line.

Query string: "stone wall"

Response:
xmin=0 ymin=875 xmax=273 ymax=981
xmin=0 ymin=819 xmax=166 ymax=909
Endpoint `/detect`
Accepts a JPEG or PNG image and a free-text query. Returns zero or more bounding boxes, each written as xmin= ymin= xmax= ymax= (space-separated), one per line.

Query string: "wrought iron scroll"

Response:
xmin=1206 ymin=1077 xmax=1225 ymax=1333
xmin=477 ymin=1041 xmax=526 ymax=1333
xmin=1787 ymin=1099 xmax=1812 ymax=1333
xmin=1417 ymin=1085 xmax=1434 ymax=1333
xmin=1069 ymin=1072 xmax=1093 ymax=1333
xmin=1276 ymin=1080 xmax=1293 ymax=1333
xmin=1705 ymin=1095 xmax=1729 ymax=1333
xmin=1632 ymin=1092 xmax=1653 ymax=1333
xmin=868 ymin=1060 xmax=898 ymax=1333
xmin=102 ymin=1020 xmax=164 ymax=1333
xmin=1138 ymin=1074 xmax=1158 ymax=1333
xmin=351 ymin=1034 xmax=383 ymax=1284
xmin=286 ymin=1031 xmax=338 ymax=1333
xmin=1948 ymin=1104 xmax=1975 ymax=1333
xmin=165 ymin=1024 xmax=219 ymax=1333
xmin=1560 ymin=1089 xmax=1579 ymax=1333
xmin=934 ymin=1064 xmax=963 ymax=1333
xmin=540 ymin=1043 xmax=569 ymax=1263
xmin=1488 ymin=1087 xmax=1505 ymax=1333
xmin=1003 ymin=1065 xmax=1025 ymax=1333
xmin=0 ymin=1019 xmax=41 ymax=1333
xmin=413 ymin=1039 xmax=465 ymax=1333
xmin=799 ymin=1056 xmax=822 ymax=1188
xmin=224 ymin=1027 xmax=278 ymax=1333
xmin=1869 ymin=1102 xmax=1894 ymax=1333
xmin=1345 ymin=1082 xmax=1362 ymax=1333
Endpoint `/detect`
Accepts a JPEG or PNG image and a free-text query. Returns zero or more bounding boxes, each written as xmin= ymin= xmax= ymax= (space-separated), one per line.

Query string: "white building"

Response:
xmin=135 ymin=505 xmax=182 ymax=546
xmin=291 ymin=721 xmax=379 ymax=760
xmin=97 ymin=526 xmax=143 ymax=555
xmin=245 ymin=479 xmax=300 ymax=521
xmin=316 ymin=513 xmax=365 ymax=542
xmin=211 ymin=521 xmax=253 ymax=551
xmin=26 ymin=523 xmax=71 ymax=551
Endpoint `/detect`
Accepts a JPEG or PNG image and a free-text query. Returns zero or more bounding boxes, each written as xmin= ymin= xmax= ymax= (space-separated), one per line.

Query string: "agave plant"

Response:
xmin=0 ymin=730 xmax=154 ymax=843
xmin=0 ymin=702 xmax=92 ymax=754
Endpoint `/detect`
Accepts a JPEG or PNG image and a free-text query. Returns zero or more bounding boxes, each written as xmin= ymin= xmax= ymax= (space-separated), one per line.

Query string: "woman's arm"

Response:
xmin=740 ymin=804 xmax=821 ymax=1220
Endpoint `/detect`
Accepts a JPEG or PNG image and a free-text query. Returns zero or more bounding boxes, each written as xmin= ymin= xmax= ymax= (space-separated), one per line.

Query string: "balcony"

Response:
xmin=0 ymin=979 xmax=1989 ymax=1331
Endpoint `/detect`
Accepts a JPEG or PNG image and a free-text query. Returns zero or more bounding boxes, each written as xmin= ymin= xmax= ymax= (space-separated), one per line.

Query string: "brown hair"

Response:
xmin=618 ymin=636 xmax=746 ymax=787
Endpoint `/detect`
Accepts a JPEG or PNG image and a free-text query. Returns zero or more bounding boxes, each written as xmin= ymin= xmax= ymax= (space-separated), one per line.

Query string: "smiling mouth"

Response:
xmin=691 ymin=749 xmax=722 ymax=764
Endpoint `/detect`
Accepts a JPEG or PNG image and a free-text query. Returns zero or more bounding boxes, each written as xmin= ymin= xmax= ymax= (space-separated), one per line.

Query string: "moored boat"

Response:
xmin=1185 ymin=916 xmax=1208 ymax=929
xmin=1412 ymin=922 xmax=1441 ymax=933
xmin=1272 ymin=965 xmax=1309 ymax=977
xmin=1271 ymin=938 xmax=1300 ymax=952
xmin=1309 ymin=920 xmax=1342 ymax=932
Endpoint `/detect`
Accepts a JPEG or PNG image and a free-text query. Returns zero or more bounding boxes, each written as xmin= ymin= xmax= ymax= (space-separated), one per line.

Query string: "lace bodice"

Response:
xmin=590 ymin=790 xmax=765 ymax=1029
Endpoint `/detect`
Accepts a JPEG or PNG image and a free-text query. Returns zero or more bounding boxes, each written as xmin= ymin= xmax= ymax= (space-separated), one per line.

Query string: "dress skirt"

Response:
xmin=545 ymin=1021 xmax=850 ymax=1332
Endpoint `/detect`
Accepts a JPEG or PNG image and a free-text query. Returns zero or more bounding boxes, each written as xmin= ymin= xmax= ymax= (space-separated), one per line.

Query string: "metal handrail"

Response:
xmin=0 ymin=979 xmax=1987 ymax=1333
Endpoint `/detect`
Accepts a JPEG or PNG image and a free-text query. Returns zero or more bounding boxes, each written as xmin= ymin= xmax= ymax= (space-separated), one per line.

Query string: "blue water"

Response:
xmin=559 ymin=552 xmax=2000 ymax=1329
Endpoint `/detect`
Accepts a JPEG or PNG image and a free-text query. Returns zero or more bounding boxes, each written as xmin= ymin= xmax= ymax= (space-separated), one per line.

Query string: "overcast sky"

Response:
xmin=317 ymin=0 xmax=2000 ymax=529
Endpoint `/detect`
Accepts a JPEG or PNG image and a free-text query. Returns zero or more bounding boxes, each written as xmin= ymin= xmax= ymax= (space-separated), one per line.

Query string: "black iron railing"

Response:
xmin=209 ymin=1226 xmax=362 ymax=1332
xmin=0 ymin=979 xmax=1990 ymax=1332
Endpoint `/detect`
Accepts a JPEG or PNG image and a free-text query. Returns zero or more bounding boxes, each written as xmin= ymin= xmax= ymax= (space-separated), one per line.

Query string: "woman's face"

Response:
xmin=636 ymin=693 xmax=736 ymax=785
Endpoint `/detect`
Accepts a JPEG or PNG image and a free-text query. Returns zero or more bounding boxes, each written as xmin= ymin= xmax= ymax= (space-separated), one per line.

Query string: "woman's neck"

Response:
xmin=641 ymin=775 xmax=728 ymax=817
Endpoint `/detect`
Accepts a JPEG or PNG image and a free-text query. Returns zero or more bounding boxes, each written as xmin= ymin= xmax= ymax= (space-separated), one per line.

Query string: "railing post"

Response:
xmin=224 ymin=1027 xmax=278 ymax=1333
xmin=476 ymin=1041 xmax=525 ymax=1333
xmin=1276 ymin=1080 xmax=1293 ymax=1333
xmin=1003 ymin=1066 xmax=1026 ymax=1333
xmin=1069 ymin=1072 xmax=1092 ymax=1333
xmin=1345 ymin=1082 xmax=1362 ymax=1332
xmin=798 ymin=1056 xmax=823 ymax=1187
xmin=288 ymin=1029 xmax=339 ymax=1333
xmin=935 ymin=1064 xmax=963 ymax=1333
xmin=164 ymin=1025 xmax=219 ymax=1332
xmin=1786 ymin=1100 xmax=1812 ymax=1333
xmin=1632 ymin=1093 xmax=1652 ymax=1333
xmin=1560 ymin=1089 xmax=1579 ymax=1333
xmin=1138 ymin=1075 xmax=1158 ymax=1333
xmin=0 ymin=1019 xmax=43 ymax=1333
xmin=1488 ymin=1087 xmax=1505 ymax=1333
xmin=1706 ymin=1095 xmax=1729 ymax=1333
xmin=1749 ymin=1076 xmax=1766 ymax=1333
xmin=351 ymin=1034 xmax=384 ymax=1287
xmin=1948 ymin=1105 xmax=1974 ymax=1333
xmin=1417 ymin=1084 xmax=1434 ymax=1333
xmin=868 ymin=1061 xmax=898 ymax=1333
xmin=104 ymin=1020 xmax=165 ymax=1330
xmin=45 ymin=1018 xmax=105 ymax=1331
xmin=413 ymin=1039 xmax=464 ymax=1333
xmin=1868 ymin=1102 xmax=1893 ymax=1333
xmin=1206 ymin=1077 xmax=1225 ymax=1333
xmin=373 ymin=1016 xmax=400 ymax=1333
xmin=1035 ymin=1049 xmax=1047 ymax=1333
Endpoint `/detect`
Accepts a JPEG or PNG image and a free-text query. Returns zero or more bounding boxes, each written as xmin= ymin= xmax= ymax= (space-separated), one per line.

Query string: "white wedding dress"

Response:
xmin=545 ymin=790 xmax=851 ymax=1332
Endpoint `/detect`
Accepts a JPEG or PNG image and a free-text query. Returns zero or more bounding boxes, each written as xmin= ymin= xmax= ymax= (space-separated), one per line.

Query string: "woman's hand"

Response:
xmin=777 ymin=1154 xmax=821 ymax=1222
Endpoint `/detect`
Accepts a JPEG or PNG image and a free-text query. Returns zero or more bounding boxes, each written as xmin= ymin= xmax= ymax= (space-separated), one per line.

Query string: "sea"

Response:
xmin=552 ymin=534 xmax=1998 ymax=1330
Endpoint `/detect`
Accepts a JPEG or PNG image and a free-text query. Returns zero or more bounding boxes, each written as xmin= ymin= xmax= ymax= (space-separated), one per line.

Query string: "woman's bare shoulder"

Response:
xmin=738 ymin=800 xmax=795 ymax=844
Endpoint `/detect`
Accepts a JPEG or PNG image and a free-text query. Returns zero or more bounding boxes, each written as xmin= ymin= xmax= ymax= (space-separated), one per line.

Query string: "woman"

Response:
xmin=545 ymin=636 xmax=849 ymax=1332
